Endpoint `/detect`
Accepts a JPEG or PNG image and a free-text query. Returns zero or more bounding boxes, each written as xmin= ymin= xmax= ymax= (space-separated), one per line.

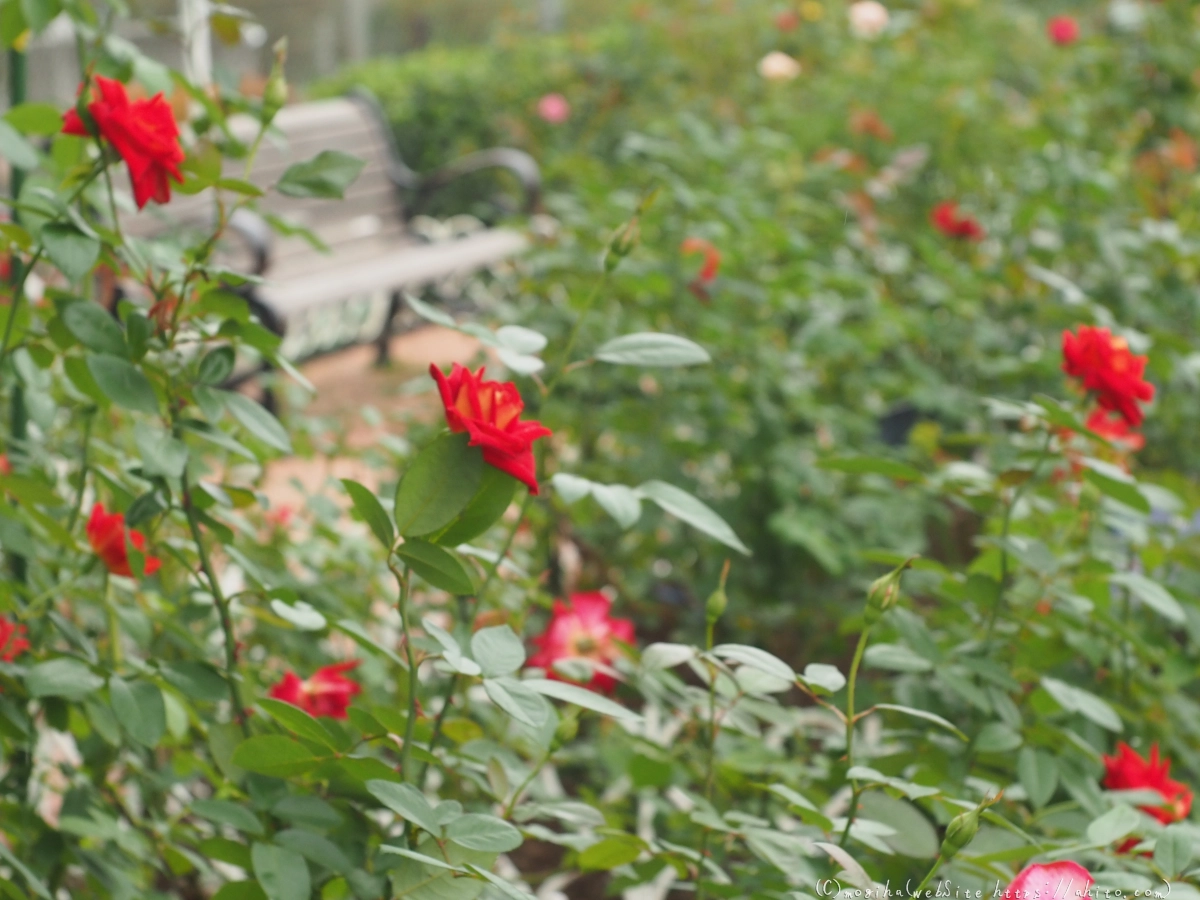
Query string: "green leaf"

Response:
xmin=524 ymin=678 xmax=641 ymax=722
xmin=192 ymin=799 xmax=265 ymax=836
xmin=276 ymin=150 xmax=366 ymax=199
xmin=87 ymin=354 xmax=159 ymax=414
xmin=26 ymin=658 xmax=103 ymax=700
xmin=819 ymin=456 xmax=924 ymax=482
xmin=252 ymin=843 xmax=311 ymax=900
xmin=711 ymin=644 xmax=795 ymax=681
xmin=390 ymin=836 xmax=494 ymax=900
xmin=41 ymin=223 xmax=100 ymax=284
xmin=61 ymin=300 xmax=126 ymax=356
xmin=1017 ymin=747 xmax=1058 ymax=810
xmin=1033 ymin=395 xmax=1086 ymax=433
xmin=231 ymin=736 xmax=323 ymax=778
xmin=258 ymin=698 xmax=340 ymax=751
xmin=801 ymin=663 xmax=846 ymax=693
xmin=394 ymin=432 xmax=484 ymax=537
xmin=335 ymin=618 xmax=407 ymax=668
xmin=1086 ymin=804 xmax=1140 ymax=846
xmin=161 ymin=661 xmax=229 ymax=702
xmin=109 ymin=678 xmax=166 ymax=748
xmin=341 ymin=479 xmax=394 ymax=549
xmin=1110 ymin=572 xmax=1185 ymax=624
xmin=366 ymin=780 xmax=440 ymax=834
xmin=19 ymin=0 xmax=61 ymax=33
xmin=0 ymin=119 xmax=37 ymax=169
xmin=432 ymin=467 xmax=518 ymax=547
xmin=863 ymin=643 xmax=933 ymax=673
xmin=637 ymin=480 xmax=749 ymax=555
xmin=858 ymin=792 xmax=939 ymax=858
xmin=1041 ymin=677 xmax=1122 ymax=732
xmin=0 ymin=842 xmax=51 ymax=899
xmin=197 ymin=346 xmax=236 ymax=385
xmin=134 ymin=422 xmax=188 ymax=478
xmin=212 ymin=883 xmax=268 ymax=900
xmin=470 ymin=626 xmax=526 ymax=678
xmin=594 ymin=332 xmax=711 ymax=367
xmin=223 ymin=391 xmax=292 ymax=453
xmin=579 ymin=834 xmax=645 ymax=870
xmin=395 ymin=540 xmax=476 ymax=595
xmin=274 ymin=829 xmax=353 ymax=874
xmin=463 ymin=864 xmax=538 ymax=900
xmin=1083 ymin=467 xmax=1150 ymax=513
xmin=446 ymin=814 xmax=523 ymax=852
xmin=873 ymin=703 xmax=968 ymax=740
xmin=1155 ymin=823 xmax=1194 ymax=877
xmin=269 ymin=600 xmax=327 ymax=631
xmin=5 ymin=102 xmax=61 ymax=135
xmin=483 ymin=677 xmax=550 ymax=728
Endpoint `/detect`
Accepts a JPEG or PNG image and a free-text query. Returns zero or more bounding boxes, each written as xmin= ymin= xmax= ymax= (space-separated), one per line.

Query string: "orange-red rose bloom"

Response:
xmin=1047 ymin=15 xmax=1080 ymax=46
xmin=430 ymin=363 xmax=552 ymax=494
xmin=1085 ymin=409 xmax=1145 ymax=452
xmin=269 ymin=662 xmax=362 ymax=719
xmin=1103 ymin=743 xmax=1193 ymax=826
xmin=528 ymin=592 xmax=635 ymax=694
xmin=63 ymin=76 xmax=185 ymax=209
xmin=681 ymin=237 xmax=721 ymax=284
xmin=87 ymin=503 xmax=161 ymax=578
xmin=1062 ymin=326 xmax=1155 ymax=427
xmin=0 ymin=617 xmax=29 ymax=662
xmin=930 ymin=201 xmax=985 ymax=240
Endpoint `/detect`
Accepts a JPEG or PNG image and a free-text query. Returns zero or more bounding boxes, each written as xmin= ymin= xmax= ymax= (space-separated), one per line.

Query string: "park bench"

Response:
xmin=124 ymin=92 xmax=541 ymax=379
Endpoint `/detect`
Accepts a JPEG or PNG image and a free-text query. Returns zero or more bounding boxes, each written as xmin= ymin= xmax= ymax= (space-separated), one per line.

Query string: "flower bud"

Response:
xmin=552 ymin=711 xmax=579 ymax=749
xmin=261 ymin=38 xmax=289 ymax=126
xmin=863 ymin=556 xmax=916 ymax=625
xmin=604 ymin=217 xmax=640 ymax=272
xmin=705 ymin=560 xmax=733 ymax=626
xmin=940 ymin=807 xmax=979 ymax=861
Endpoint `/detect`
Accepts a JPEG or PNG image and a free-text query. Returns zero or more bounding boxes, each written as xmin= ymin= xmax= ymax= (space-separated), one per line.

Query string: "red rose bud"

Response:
xmin=87 ymin=503 xmax=162 ymax=578
xmin=63 ymin=76 xmax=185 ymax=210
xmin=429 ymin=363 xmax=552 ymax=494
xmin=528 ymin=592 xmax=636 ymax=695
xmin=269 ymin=661 xmax=362 ymax=719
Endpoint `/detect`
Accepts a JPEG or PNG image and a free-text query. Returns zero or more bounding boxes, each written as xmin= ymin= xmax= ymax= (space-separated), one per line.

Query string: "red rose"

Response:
xmin=1061 ymin=326 xmax=1154 ymax=427
xmin=1103 ymin=743 xmax=1193 ymax=826
xmin=269 ymin=661 xmax=362 ymax=719
xmin=87 ymin=503 xmax=162 ymax=578
xmin=0 ymin=454 xmax=10 ymax=476
xmin=0 ymin=617 xmax=29 ymax=663
xmin=63 ymin=76 xmax=185 ymax=209
xmin=1002 ymin=863 xmax=1093 ymax=900
xmin=1047 ymin=15 xmax=1080 ymax=46
xmin=775 ymin=9 xmax=801 ymax=32
xmin=930 ymin=201 xmax=985 ymax=241
xmin=1085 ymin=409 xmax=1144 ymax=453
xmin=681 ymin=237 xmax=721 ymax=284
xmin=429 ymin=363 xmax=552 ymax=494
xmin=528 ymin=591 xmax=635 ymax=695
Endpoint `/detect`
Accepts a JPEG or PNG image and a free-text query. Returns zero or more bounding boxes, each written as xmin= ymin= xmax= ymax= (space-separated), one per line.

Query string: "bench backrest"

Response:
xmin=124 ymin=96 xmax=409 ymax=268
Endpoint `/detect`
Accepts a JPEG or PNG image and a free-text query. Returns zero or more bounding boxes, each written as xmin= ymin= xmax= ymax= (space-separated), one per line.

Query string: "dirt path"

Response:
xmin=260 ymin=325 xmax=484 ymax=510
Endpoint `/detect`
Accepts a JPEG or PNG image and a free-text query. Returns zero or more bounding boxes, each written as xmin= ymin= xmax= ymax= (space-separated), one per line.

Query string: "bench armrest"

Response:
xmin=413 ymin=148 xmax=543 ymax=217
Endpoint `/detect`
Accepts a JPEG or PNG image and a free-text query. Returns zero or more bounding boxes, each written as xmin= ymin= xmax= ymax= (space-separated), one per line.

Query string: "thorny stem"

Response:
xmin=838 ymin=627 xmax=872 ymax=848
xmin=911 ymin=855 xmax=946 ymax=897
xmin=985 ymin=430 xmax=1055 ymax=644
xmin=421 ymin=490 xmax=534 ymax=783
xmin=390 ymin=563 xmax=419 ymax=782
xmin=182 ymin=472 xmax=248 ymax=735
xmin=696 ymin=615 xmax=720 ymax=900
xmin=502 ymin=749 xmax=552 ymax=819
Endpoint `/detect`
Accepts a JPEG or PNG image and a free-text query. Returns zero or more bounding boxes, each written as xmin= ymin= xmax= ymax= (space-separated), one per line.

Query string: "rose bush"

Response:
xmin=0 ymin=2 xmax=1197 ymax=900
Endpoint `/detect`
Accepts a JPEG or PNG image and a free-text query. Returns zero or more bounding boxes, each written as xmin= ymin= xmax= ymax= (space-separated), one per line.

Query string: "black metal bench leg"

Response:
xmin=376 ymin=291 xmax=402 ymax=366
